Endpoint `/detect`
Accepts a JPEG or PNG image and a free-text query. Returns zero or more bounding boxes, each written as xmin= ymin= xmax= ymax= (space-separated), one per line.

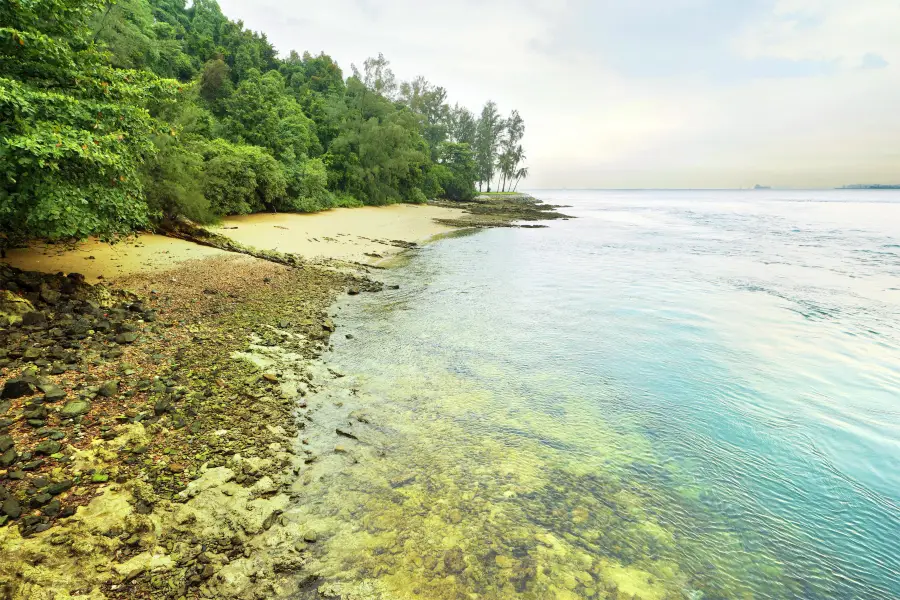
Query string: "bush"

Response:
xmin=198 ymin=139 xmax=287 ymax=215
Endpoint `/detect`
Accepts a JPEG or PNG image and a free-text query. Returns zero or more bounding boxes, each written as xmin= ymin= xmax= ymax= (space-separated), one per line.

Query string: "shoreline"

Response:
xmin=0 ymin=195 xmax=569 ymax=599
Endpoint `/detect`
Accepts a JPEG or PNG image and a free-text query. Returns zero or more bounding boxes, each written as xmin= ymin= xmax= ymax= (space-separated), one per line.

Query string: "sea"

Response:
xmin=290 ymin=190 xmax=900 ymax=600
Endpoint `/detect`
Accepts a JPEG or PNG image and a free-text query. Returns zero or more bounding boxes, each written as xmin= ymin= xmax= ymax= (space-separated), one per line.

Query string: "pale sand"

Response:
xmin=2 ymin=235 xmax=228 ymax=283
xmin=210 ymin=204 xmax=464 ymax=263
xmin=1 ymin=204 xmax=464 ymax=281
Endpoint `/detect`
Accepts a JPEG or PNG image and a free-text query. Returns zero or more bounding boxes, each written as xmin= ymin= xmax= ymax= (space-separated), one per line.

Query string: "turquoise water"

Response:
xmin=296 ymin=190 xmax=900 ymax=599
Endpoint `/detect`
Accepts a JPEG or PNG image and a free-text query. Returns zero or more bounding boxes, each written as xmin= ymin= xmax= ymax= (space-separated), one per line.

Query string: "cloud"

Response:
xmin=217 ymin=0 xmax=900 ymax=188
xmin=861 ymin=53 xmax=889 ymax=70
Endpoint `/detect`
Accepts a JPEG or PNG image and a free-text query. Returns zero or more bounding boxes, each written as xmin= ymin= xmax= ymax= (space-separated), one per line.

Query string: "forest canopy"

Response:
xmin=0 ymin=0 xmax=529 ymax=242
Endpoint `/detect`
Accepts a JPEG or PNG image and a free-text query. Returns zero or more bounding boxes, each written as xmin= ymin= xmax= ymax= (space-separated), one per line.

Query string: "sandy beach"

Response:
xmin=211 ymin=204 xmax=466 ymax=264
xmin=2 ymin=204 xmax=465 ymax=283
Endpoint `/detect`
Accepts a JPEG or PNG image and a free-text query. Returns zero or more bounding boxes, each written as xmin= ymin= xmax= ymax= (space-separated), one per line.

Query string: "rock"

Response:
xmin=347 ymin=287 xmax=361 ymax=296
xmin=30 ymin=493 xmax=52 ymax=507
xmin=21 ymin=311 xmax=47 ymax=327
xmin=322 ymin=319 xmax=335 ymax=332
xmin=38 ymin=383 xmax=66 ymax=402
xmin=46 ymin=480 xmax=73 ymax=496
xmin=2 ymin=498 xmax=21 ymax=519
xmin=23 ymin=347 xmax=43 ymax=361
xmin=0 ymin=401 xmax=9 ymax=415
xmin=0 ymin=448 xmax=16 ymax=468
xmin=303 ymin=530 xmax=318 ymax=543
xmin=42 ymin=499 xmax=61 ymax=517
xmin=97 ymin=381 xmax=118 ymax=397
xmin=0 ymin=290 xmax=34 ymax=325
xmin=154 ymin=397 xmax=172 ymax=416
xmin=34 ymin=440 xmax=61 ymax=455
xmin=335 ymin=427 xmax=358 ymax=440
xmin=60 ymin=400 xmax=91 ymax=419
xmin=262 ymin=373 xmax=278 ymax=383
xmin=91 ymin=473 xmax=109 ymax=483
xmin=168 ymin=463 xmax=185 ymax=474
xmin=443 ymin=548 xmax=467 ymax=574
xmin=345 ymin=333 xmax=354 ymax=339
xmin=0 ymin=435 xmax=12 ymax=452
xmin=115 ymin=332 xmax=139 ymax=344
xmin=2 ymin=379 xmax=35 ymax=400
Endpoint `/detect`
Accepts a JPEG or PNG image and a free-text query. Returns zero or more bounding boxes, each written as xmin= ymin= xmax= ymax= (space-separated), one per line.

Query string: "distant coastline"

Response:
xmin=837 ymin=184 xmax=900 ymax=190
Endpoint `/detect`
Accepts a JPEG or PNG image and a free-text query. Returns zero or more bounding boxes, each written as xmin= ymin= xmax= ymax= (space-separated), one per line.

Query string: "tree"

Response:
xmin=0 ymin=0 xmax=180 ymax=242
xmin=400 ymin=76 xmax=450 ymax=159
xmin=498 ymin=110 xmax=525 ymax=191
xmin=352 ymin=53 xmax=397 ymax=99
xmin=474 ymin=101 xmax=504 ymax=192
xmin=449 ymin=104 xmax=476 ymax=146
xmin=435 ymin=142 xmax=477 ymax=201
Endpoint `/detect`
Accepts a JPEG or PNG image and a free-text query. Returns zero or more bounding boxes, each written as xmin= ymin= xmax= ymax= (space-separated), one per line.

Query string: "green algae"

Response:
xmin=285 ymin=356 xmax=792 ymax=600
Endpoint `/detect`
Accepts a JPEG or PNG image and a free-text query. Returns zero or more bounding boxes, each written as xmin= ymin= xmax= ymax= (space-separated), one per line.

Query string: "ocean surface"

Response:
xmin=294 ymin=190 xmax=900 ymax=599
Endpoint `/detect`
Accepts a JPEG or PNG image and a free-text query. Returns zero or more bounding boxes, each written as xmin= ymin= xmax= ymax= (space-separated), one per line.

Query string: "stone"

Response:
xmin=262 ymin=373 xmax=279 ymax=383
xmin=42 ymin=499 xmax=61 ymax=517
xmin=115 ymin=332 xmax=139 ymax=344
xmin=23 ymin=348 xmax=43 ymax=361
xmin=91 ymin=473 xmax=109 ymax=483
xmin=30 ymin=493 xmax=52 ymax=507
xmin=154 ymin=397 xmax=172 ymax=416
xmin=0 ymin=290 xmax=34 ymax=325
xmin=347 ymin=287 xmax=360 ymax=296
xmin=322 ymin=319 xmax=335 ymax=332
xmin=2 ymin=498 xmax=21 ymax=519
xmin=60 ymin=400 xmax=91 ymax=419
xmin=0 ymin=435 xmax=12 ymax=452
xmin=2 ymin=379 xmax=35 ymax=399
xmin=0 ymin=448 xmax=16 ymax=468
xmin=335 ymin=427 xmax=358 ymax=440
xmin=38 ymin=383 xmax=66 ymax=402
xmin=21 ymin=311 xmax=47 ymax=327
xmin=46 ymin=480 xmax=73 ymax=496
xmin=0 ymin=401 xmax=9 ymax=415
xmin=168 ymin=463 xmax=185 ymax=474
xmin=97 ymin=381 xmax=118 ymax=398
xmin=34 ymin=440 xmax=61 ymax=455
xmin=303 ymin=530 xmax=318 ymax=543
xmin=443 ymin=548 xmax=466 ymax=574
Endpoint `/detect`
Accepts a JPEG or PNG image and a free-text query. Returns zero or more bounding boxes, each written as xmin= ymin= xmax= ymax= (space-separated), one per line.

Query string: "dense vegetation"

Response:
xmin=0 ymin=0 xmax=529 ymax=244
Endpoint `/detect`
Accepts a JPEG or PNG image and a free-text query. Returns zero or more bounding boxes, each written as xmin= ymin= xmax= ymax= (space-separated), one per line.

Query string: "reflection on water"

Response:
xmin=288 ymin=190 xmax=900 ymax=599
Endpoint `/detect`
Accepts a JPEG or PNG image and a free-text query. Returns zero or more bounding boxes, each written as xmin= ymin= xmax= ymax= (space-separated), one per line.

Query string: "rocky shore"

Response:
xmin=0 ymin=195 xmax=569 ymax=599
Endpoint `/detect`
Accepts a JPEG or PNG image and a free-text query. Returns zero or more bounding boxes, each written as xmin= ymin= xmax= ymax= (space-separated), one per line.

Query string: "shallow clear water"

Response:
xmin=293 ymin=190 xmax=900 ymax=599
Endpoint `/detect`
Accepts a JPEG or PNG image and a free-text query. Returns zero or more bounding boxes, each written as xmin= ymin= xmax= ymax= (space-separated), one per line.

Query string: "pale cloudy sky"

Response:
xmin=217 ymin=0 xmax=900 ymax=189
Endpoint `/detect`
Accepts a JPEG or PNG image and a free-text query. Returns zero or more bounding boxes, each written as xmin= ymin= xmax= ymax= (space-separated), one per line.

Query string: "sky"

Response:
xmin=217 ymin=0 xmax=900 ymax=189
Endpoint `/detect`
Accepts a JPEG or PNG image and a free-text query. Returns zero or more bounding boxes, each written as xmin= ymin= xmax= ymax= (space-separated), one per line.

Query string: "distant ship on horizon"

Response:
xmin=753 ymin=184 xmax=772 ymax=190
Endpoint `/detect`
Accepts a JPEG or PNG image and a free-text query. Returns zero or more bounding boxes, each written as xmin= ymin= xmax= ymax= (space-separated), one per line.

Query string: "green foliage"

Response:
xmin=141 ymin=133 xmax=211 ymax=222
xmin=0 ymin=0 xmax=179 ymax=240
xmin=0 ymin=0 xmax=523 ymax=241
xmin=276 ymin=156 xmax=332 ymax=213
xmin=199 ymin=138 xmax=286 ymax=215
xmin=435 ymin=142 xmax=477 ymax=201
xmin=221 ymin=69 xmax=318 ymax=159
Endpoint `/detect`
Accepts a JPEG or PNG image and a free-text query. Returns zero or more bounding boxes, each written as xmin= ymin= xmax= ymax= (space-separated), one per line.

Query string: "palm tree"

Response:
xmin=512 ymin=166 xmax=529 ymax=192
